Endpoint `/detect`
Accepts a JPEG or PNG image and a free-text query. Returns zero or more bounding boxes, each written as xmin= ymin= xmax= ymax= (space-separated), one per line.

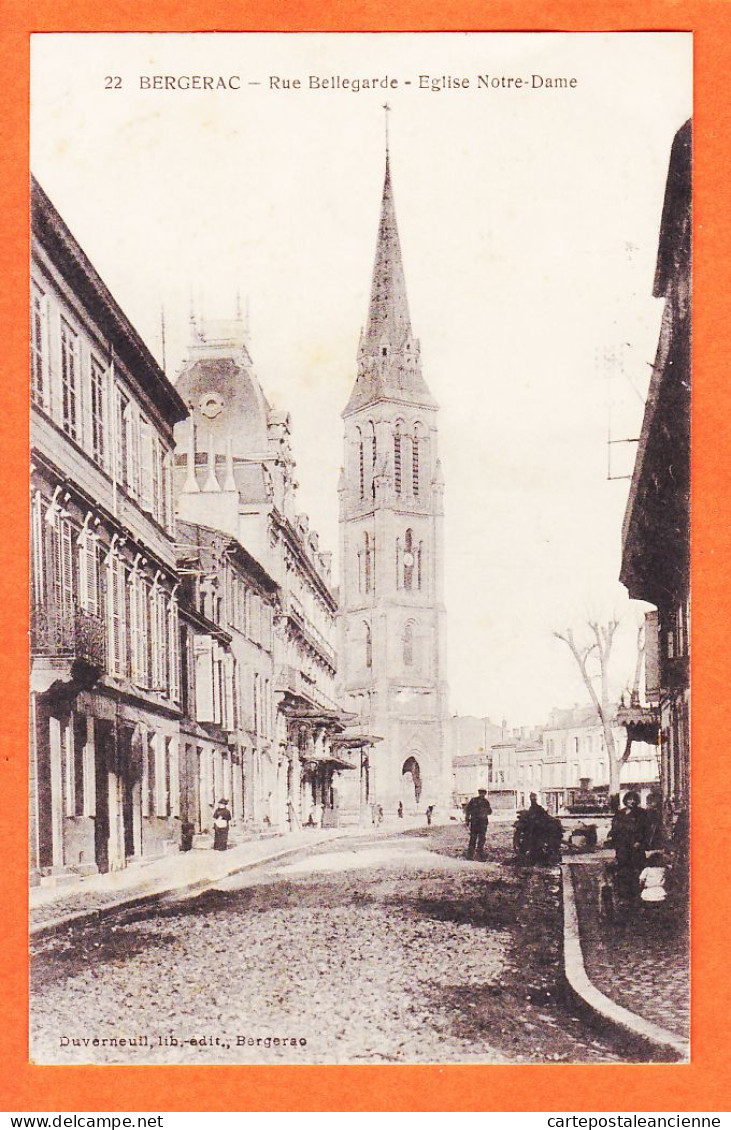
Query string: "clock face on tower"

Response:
xmin=199 ymin=391 xmax=224 ymax=419
xmin=403 ymin=551 xmax=415 ymax=568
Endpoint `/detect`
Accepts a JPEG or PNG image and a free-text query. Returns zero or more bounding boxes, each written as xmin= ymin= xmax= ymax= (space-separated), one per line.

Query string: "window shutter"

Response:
xmin=224 ymin=654 xmax=235 ymax=730
xmin=164 ymin=453 xmax=174 ymax=533
xmin=126 ymin=407 xmax=140 ymax=497
xmin=31 ymin=492 xmax=45 ymax=606
xmin=129 ymin=571 xmax=141 ymax=682
xmin=159 ymin=590 xmax=169 ymax=691
xmin=168 ymin=598 xmax=180 ymax=701
xmin=140 ymin=418 xmax=153 ymax=512
xmin=60 ymin=520 xmax=74 ymax=611
xmin=169 ymin=738 xmax=180 ymax=817
xmin=141 ymin=581 xmax=151 ymax=687
xmin=78 ymin=530 xmax=99 ymax=616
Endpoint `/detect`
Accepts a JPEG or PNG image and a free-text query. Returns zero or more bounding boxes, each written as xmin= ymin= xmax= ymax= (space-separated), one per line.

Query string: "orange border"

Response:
xmin=3 ymin=0 xmax=730 ymax=1114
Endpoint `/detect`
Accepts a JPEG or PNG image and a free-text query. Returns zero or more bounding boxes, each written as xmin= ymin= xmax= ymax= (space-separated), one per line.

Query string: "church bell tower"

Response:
xmin=337 ymin=143 xmax=450 ymax=815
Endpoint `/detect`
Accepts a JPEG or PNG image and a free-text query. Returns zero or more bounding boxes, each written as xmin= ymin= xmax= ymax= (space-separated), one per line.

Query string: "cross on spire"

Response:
xmin=383 ymin=102 xmax=391 ymax=154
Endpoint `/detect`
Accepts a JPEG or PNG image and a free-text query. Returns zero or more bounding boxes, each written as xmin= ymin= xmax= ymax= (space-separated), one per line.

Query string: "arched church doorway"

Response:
xmin=401 ymin=756 xmax=422 ymax=813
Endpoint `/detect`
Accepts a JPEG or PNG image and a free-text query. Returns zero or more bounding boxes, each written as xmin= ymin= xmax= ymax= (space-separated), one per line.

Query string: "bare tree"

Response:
xmin=553 ymin=619 xmax=633 ymax=799
xmin=628 ymin=620 xmax=645 ymax=707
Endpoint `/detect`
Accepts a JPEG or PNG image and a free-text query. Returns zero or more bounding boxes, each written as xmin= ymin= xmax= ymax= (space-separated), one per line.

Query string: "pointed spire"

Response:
xmin=364 ymin=148 xmax=412 ymax=349
xmin=344 ymin=128 xmax=436 ymax=416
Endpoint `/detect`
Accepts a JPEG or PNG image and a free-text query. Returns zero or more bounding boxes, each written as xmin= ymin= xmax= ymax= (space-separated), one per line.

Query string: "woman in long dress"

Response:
xmin=212 ymin=798 xmax=232 ymax=851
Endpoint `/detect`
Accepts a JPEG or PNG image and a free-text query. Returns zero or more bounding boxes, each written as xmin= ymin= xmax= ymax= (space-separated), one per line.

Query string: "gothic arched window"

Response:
xmin=403 ymin=622 xmax=414 ymax=667
xmin=365 ymin=622 xmax=372 ymax=669
xmin=364 ymin=532 xmax=373 ymax=593
xmin=370 ymin=423 xmax=377 ymax=500
xmin=394 ymin=424 xmax=402 ymax=495
xmin=417 ymin=542 xmax=423 ymax=591
xmin=412 ymin=428 xmax=420 ymax=496
xmin=358 ymin=430 xmax=364 ymax=500
xmin=403 ymin=528 xmax=414 ymax=591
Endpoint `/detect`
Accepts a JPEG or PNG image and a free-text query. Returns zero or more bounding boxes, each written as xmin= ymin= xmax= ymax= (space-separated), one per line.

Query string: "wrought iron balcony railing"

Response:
xmin=31 ymin=602 xmax=106 ymax=670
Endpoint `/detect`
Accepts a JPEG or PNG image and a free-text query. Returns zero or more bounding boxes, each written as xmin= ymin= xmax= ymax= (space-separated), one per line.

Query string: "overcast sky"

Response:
xmin=30 ymin=32 xmax=692 ymax=726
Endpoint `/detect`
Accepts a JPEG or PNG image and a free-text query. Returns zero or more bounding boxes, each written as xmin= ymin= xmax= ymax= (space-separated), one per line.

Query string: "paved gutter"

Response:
xmin=561 ymin=863 xmax=689 ymax=1062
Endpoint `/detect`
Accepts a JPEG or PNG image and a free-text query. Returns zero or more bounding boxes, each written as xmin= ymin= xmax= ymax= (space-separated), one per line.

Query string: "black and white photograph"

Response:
xmin=29 ymin=31 xmax=691 ymax=1065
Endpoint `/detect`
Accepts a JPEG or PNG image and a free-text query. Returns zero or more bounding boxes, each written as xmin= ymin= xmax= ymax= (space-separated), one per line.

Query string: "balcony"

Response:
xmin=31 ymin=602 xmax=106 ymax=690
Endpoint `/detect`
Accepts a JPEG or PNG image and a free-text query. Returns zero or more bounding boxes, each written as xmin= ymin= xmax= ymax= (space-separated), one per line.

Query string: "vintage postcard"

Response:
xmin=27 ymin=30 xmax=691 ymax=1070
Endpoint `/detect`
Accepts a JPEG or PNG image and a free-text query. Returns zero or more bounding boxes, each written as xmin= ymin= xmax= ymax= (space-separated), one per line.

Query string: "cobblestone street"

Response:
xmin=571 ymin=861 xmax=690 ymax=1039
xmin=30 ymin=824 xmax=648 ymax=1066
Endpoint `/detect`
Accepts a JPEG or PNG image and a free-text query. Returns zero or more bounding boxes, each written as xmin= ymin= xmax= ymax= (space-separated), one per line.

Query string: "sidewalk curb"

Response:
xmin=30 ymin=828 xmax=365 ymax=941
xmin=561 ymin=863 xmax=689 ymax=1061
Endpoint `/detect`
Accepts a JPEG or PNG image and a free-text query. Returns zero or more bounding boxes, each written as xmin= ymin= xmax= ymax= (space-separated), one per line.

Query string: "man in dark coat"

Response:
xmin=465 ymin=788 xmax=492 ymax=861
xmin=644 ymin=790 xmax=666 ymax=851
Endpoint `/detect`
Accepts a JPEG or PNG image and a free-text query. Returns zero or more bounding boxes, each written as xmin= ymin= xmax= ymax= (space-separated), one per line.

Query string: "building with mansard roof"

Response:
xmin=173 ymin=313 xmax=362 ymax=829
xmin=337 ymin=149 xmax=451 ymax=817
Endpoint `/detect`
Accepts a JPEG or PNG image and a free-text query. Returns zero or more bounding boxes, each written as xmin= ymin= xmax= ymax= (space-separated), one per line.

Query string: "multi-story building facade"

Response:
xmin=451 ymin=707 xmax=659 ymax=815
xmin=620 ymin=120 xmax=692 ymax=815
xmin=173 ymin=313 xmax=358 ymax=829
xmin=176 ymin=519 xmax=280 ymax=833
xmin=30 ymin=179 xmax=188 ymax=878
xmin=337 ymin=151 xmax=451 ymax=817
xmin=540 ymin=705 xmax=659 ymax=814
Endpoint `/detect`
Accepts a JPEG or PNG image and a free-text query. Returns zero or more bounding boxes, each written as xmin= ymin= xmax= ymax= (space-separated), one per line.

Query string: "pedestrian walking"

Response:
xmin=397 ymin=801 xmax=404 ymax=819
xmin=465 ymin=788 xmax=492 ymax=861
xmin=212 ymin=798 xmax=232 ymax=851
xmin=426 ymin=804 xmax=434 ymax=826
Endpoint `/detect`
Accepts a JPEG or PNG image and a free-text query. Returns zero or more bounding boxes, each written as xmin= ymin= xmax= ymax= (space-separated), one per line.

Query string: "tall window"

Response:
xmin=90 ymin=358 xmax=106 ymax=468
xmin=365 ymin=622 xmax=372 ymax=668
xmin=107 ymin=554 xmax=127 ymax=677
xmin=139 ymin=418 xmax=153 ymax=511
xmin=126 ymin=404 xmax=141 ymax=498
xmin=60 ymin=319 xmax=79 ymax=440
xmin=403 ymin=622 xmax=414 ymax=667
xmin=403 ymin=529 xmax=414 ymax=591
xmin=364 ymin=533 xmax=373 ymax=593
xmin=151 ymin=438 xmax=163 ymax=522
xmin=31 ymin=283 xmax=48 ymax=409
xmin=411 ymin=431 xmax=420 ymax=495
xmin=129 ymin=571 xmax=149 ymax=686
xmin=358 ymin=433 xmax=365 ymax=500
xmin=371 ymin=428 xmax=377 ymax=500
xmin=115 ymin=389 xmax=129 ymax=487
xmin=151 ymin=584 xmax=169 ymax=691
xmin=394 ymin=426 xmax=402 ymax=494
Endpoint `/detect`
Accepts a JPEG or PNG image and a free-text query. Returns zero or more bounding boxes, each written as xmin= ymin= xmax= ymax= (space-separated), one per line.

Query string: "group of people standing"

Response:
xmin=608 ymin=789 xmax=688 ymax=907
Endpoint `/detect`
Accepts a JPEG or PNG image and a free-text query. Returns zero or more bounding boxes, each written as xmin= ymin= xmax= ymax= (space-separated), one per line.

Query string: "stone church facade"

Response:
xmin=337 ymin=152 xmax=451 ymax=816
